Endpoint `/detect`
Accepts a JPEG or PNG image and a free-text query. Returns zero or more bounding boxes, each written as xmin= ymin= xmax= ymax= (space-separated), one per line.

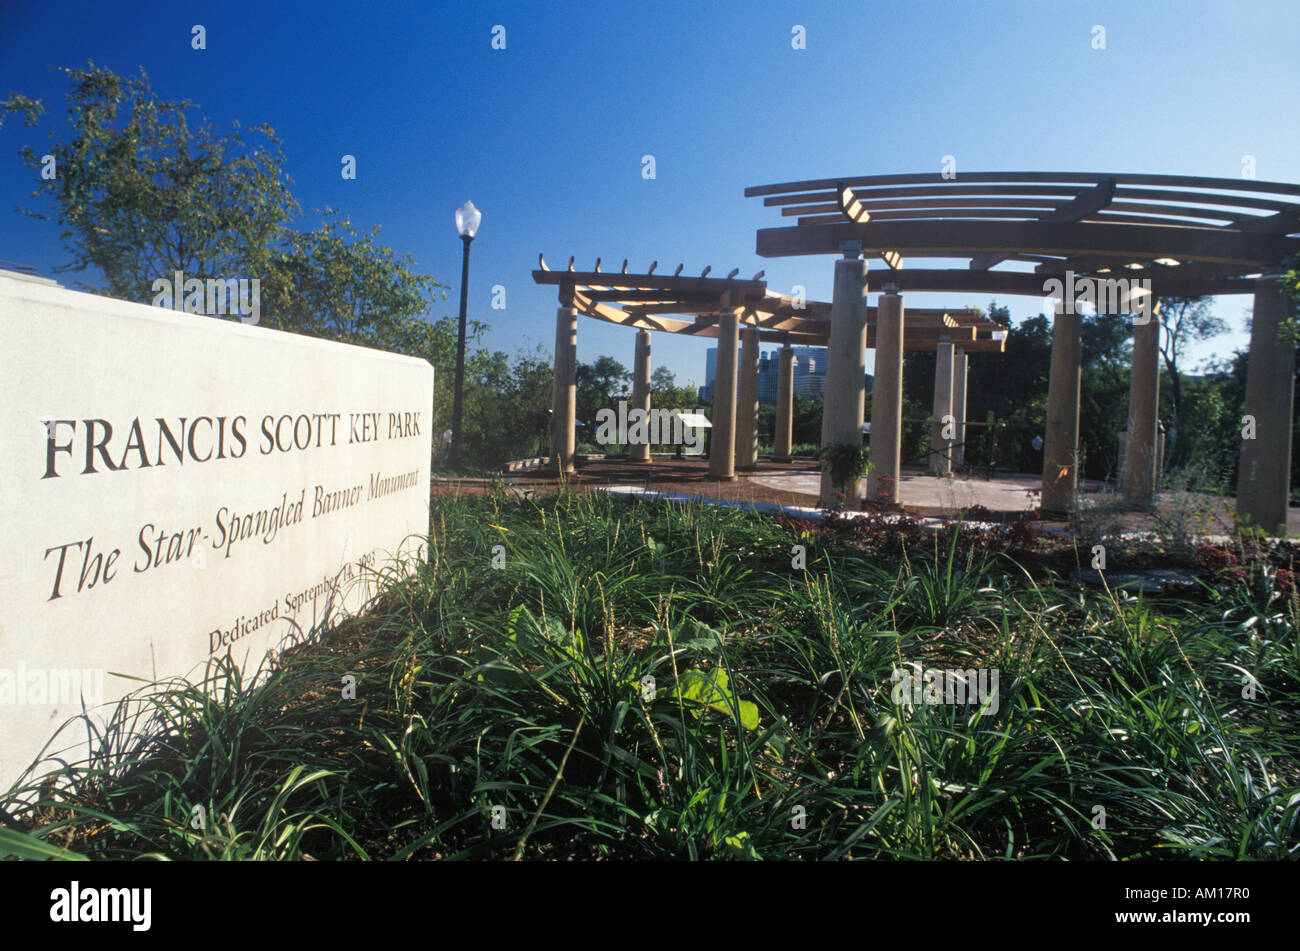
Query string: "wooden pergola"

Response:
xmin=745 ymin=171 xmax=1300 ymax=527
xmin=533 ymin=255 xmax=1005 ymax=479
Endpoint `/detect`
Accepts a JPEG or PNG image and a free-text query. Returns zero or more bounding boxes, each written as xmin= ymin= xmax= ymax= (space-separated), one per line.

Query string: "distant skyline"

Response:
xmin=2 ymin=0 xmax=1297 ymax=387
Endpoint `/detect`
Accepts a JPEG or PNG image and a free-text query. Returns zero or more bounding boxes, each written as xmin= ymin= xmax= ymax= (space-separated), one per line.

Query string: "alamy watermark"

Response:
xmin=891 ymin=665 xmax=1000 ymax=715
xmin=152 ymin=270 xmax=260 ymax=324
xmin=0 ymin=661 xmax=105 ymax=707
xmin=1043 ymin=270 xmax=1153 ymax=323
xmin=594 ymin=400 xmax=706 ymax=453
xmin=50 ymin=881 xmax=150 ymax=931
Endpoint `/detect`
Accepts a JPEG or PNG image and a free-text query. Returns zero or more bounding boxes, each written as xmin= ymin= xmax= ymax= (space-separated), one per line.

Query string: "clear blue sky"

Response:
xmin=2 ymin=0 xmax=1297 ymax=390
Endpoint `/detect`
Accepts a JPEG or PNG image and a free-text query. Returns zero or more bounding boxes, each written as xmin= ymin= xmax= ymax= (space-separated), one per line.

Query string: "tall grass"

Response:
xmin=3 ymin=488 xmax=1297 ymax=860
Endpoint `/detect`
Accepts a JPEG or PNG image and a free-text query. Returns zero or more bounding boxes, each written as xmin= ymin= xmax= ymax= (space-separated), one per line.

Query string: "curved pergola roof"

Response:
xmin=745 ymin=171 xmax=1300 ymax=297
xmin=532 ymin=255 xmax=1007 ymax=351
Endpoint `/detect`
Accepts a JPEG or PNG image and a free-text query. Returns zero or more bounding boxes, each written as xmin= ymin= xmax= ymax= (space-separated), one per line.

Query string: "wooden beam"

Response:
xmin=754 ymin=219 xmax=1299 ymax=267
xmin=1239 ymin=208 xmax=1300 ymax=235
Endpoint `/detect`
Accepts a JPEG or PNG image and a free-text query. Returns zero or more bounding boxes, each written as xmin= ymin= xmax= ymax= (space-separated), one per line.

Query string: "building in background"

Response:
xmin=700 ymin=345 xmax=866 ymax=405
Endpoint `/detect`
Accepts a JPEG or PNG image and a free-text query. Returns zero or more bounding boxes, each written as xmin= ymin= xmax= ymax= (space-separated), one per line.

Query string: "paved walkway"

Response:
xmin=489 ymin=456 xmax=1300 ymax=538
xmin=748 ymin=468 xmax=1048 ymax=513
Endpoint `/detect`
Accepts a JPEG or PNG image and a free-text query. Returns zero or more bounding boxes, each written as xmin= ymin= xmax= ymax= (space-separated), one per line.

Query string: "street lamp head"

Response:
xmin=455 ymin=201 xmax=481 ymax=239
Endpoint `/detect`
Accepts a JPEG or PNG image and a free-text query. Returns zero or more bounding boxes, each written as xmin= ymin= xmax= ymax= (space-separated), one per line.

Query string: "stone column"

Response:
xmin=867 ymin=293 xmax=905 ymax=507
xmin=774 ymin=342 xmax=794 ymax=461
xmin=819 ymin=257 xmax=869 ymax=507
xmin=1041 ymin=303 xmax=1082 ymax=517
xmin=931 ymin=336 xmax=955 ymax=476
xmin=952 ymin=348 xmax=968 ymax=467
xmin=630 ymin=329 xmax=652 ymax=462
xmin=1122 ymin=310 xmax=1160 ymax=507
xmin=1237 ymin=274 xmax=1295 ymax=535
xmin=549 ymin=305 xmax=578 ymax=475
xmin=708 ymin=312 xmax=739 ymax=481
xmin=735 ymin=323 xmax=760 ymax=470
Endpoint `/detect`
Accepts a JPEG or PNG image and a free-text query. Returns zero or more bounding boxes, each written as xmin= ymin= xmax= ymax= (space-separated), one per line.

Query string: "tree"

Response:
xmin=1080 ymin=313 xmax=1135 ymax=478
xmin=5 ymin=62 xmax=480 ymax=460
xmin=3 ymin=61 xmax=450 ymax=365
xmin=455 ymin=347 xmax=553 ymax=467
xmin=792 ymin=393 xmax=822 ymax=449
xmin=986 ymin=300 xmax=1011 ymax=327
xmin=265 ymin=210 xmax=445 ymax=348
xmin=649 ymin=366 xmax=701 ymax=415
xmin=576 ymin=356 xmax=630 ymax=426
xmin=1156 ymin=296 xmax=1227 ymax=440
xmin=3 ymin=63 xmax=297 ymax=301
xmin=964 ymin=311 xmax=1051 ymax=475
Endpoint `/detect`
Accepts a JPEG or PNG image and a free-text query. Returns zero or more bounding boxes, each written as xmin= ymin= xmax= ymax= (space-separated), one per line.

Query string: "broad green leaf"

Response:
xmin=0 ymin=828 xmax=88 ymax=861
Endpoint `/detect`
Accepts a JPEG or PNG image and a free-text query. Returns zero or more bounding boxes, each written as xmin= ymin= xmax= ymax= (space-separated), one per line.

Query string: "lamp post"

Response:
xmin=449 ymin=200 xmax=481 ymax=471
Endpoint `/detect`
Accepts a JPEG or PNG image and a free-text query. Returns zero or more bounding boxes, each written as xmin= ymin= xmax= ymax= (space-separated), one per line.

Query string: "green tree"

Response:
xmin=649 ymin=366 xmax=702 ymax=415
xmin=792 ymin=393 xmax=822 ymax=449
xmin=3 ymin=61 xmax=450 ymax=361
xmin=986 ymin=299 xmax=1011 ymax=327
xmin=4 ymin=61 xmax=490 ymax=463
xmin=3 ymin=63 xmax=296 ymax=301
xmin=1156 ymin=296 xmax=1227 ymax=441
xmin=455 ymin=347 xmax=554 ymax=467
xmin=265 ymin=210 xmax=445 ymax=348
xmin=576 ymin=356 xmax=630 ymax=426
xmin=1080 ymin=312 xmax=1135 ymax=478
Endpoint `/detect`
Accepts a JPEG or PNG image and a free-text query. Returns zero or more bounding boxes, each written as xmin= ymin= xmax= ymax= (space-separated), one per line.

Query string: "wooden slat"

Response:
xmin=787 ymin=196 xmax=1066 ymax=216
xmin=581 ymin=289 xmax=732 ymax=303
xmin=800 ymin=209 xmax=1068 ymax=227
xmin=624 ymin=302 xmax=742 ymax=316
xmin=746 ymin=171 xmax=1300 ymax=199
xmin=971 ymin=178 xmax=1115 ymax=271
xmin=533 ymin=270 xmax=766 ymax=295
xmin=1113 ymin=186 xmax=1299 ymax=213
xmin=1085 ymin=213 xmax=1223 ymax=229
xmin=837 ymin=184 xmax=871 ymax=224
xmin=764 ymin=185 xmax=1088 ymax=207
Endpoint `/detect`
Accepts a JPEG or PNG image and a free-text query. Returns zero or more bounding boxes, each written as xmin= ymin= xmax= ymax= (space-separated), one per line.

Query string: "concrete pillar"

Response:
xmin=931 ymin=337 xmax=955 ymax=476
xmin=819 ymin=258 xmax=869 ymax=507
xmin=774 ymin=342 xmax=794 ymax=461
xmin=1122 ymin=311 xmax=1160 ymax=507
xmin=1041 ymin=303 xmax=1082 ymax=517
xmin=708 ymin=312 xmax=739 ymax=481
xmin=952 ymin=348 xmax=968 ymax=467
xmin=549 ymin=305 xmax=578 ymax=475
xmin=735 ymin=323 xmax=760 ymax=470
xmin=1237 ymin=274 xmax=1294 ymax=535
xmin=630 ymin=329 xmax=652 ymax=462
xmin=866 ymin=296 xmax=905 ymax=509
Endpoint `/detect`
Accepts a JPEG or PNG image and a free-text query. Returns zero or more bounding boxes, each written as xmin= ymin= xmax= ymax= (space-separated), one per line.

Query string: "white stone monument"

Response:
xmin=0 ymin=274 xmax=433 ymax=792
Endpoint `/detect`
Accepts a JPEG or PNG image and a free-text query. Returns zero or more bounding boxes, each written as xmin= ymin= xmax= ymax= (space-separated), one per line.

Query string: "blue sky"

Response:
xmin=2 ymin=0 xmax=1297 ymax=389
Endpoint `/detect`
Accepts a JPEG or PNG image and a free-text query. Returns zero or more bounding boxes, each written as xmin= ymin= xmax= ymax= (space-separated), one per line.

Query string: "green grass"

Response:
xmin=3 ymin=488 xmax=1298 ymax=860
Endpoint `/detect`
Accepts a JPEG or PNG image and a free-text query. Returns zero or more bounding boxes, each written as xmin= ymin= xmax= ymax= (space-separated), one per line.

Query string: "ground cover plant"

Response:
xmin=3 ymin=488 xmax=1299 ymax=860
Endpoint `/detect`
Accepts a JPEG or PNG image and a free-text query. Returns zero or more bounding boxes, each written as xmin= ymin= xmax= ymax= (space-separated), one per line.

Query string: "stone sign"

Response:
xmin=0 ymin=273 xmax=432 ymax=791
